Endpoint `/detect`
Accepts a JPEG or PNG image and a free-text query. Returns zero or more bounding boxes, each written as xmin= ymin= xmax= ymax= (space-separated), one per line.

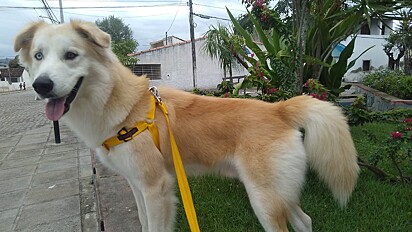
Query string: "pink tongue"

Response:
xmin=45 ymin=97 xmax=67 ymax=121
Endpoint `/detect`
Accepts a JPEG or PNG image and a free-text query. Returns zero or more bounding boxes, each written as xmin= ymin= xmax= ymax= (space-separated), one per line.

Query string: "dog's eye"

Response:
xmin=34 ymin=52 xmax=43 ymax=60
xmin=65 ymin=52 xmax=78 ymax=60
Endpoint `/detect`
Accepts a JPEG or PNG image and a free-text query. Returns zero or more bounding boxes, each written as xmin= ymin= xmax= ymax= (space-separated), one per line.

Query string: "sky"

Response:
xmin=0 ymin=0 xmax=247 ymax=59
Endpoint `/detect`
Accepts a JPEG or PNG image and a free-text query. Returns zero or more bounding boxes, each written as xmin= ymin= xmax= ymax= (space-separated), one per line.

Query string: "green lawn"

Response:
xmin=175 ymin=122 xmax=412 ymax=231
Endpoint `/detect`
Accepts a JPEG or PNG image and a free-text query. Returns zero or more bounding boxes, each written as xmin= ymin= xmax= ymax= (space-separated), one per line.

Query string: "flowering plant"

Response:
xmin=303 ymin=79 xmax=333 ymax=101
xmin=369 ymin=118 xmax=412 ymax=183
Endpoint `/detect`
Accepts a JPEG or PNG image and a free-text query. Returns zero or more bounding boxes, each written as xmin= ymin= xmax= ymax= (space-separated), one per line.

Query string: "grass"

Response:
xmin=174 ymin=122 xmax=412 ymax=231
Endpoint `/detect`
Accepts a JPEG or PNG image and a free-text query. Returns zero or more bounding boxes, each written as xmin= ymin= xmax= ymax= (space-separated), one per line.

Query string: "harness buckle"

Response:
xmin=117 ymin=127 xmax=138 ymax=142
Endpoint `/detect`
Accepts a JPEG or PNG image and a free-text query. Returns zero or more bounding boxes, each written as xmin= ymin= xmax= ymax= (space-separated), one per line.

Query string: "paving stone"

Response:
xmin=0 ymin=208 xmax=19 ymax=231
xmin=14 ymin=143 xmax=45 ymax=152
xmin=25 ymin=179 xmax=79 ymax=205
xmin=98 ymin=175 xmax=140 ymax=232
xmin=44 ymin=144 xmax=78 ymax=155
xmin=79 ymin=155 xmax=92 ymax=166
xmin=0 ymin=165 xmax=37 ymax=181
xmin=42 ymin=150 xmax=77 ymax=162
xmin=0 ymin=152 xmax=9 ymax=161
xmin=0 ymin=189 xmax=26 ymax=211
xmin=25 ymin=126 xmax=51 ymax=135
xmin=36 ymin=158 xmax=77 ymax=173
xmin=79 ymin=164 xmax=93 ymax=178
xmin=0 ymin=91 xmax=49 ymax=135
xmin=0 ymin=140 xmax=19 ymax=148
xmin=32 ymin=167 xmax=78 ymax=186
xmin=0 ymin=175 xmax=31 ymax=194
xmin=0 ymin=136 xmax=22 ymax=144
xmin=0 ymin=146 xmax=13 ymax=156
xmin=78 ymin=148 xmax=91 ymax=157
xmin=18 ymin=136 xmax=49 ymax=146
xmin=1 ymin=156 xmax=41 ymax=169
xmin=6 ymin=149 xmax=44 ymax=160
xmin=16 ymin=215 xmax=81 ymax=232
xmin=15 ymin=196 xmax=80 ymax=230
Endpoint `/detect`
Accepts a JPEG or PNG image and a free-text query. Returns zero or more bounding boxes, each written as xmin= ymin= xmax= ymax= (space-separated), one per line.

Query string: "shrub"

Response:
xmin=363 ymin=70 xmax=412 ymax=99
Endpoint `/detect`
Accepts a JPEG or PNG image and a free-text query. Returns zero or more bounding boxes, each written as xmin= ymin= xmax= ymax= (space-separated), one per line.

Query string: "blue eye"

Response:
xmin=34 ymin=52 xmax=43 ymax=60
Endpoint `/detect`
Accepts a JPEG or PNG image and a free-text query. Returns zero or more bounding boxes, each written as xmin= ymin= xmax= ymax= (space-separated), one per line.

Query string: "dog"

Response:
xmin=15 ymin=20 xmax=359 ymax=232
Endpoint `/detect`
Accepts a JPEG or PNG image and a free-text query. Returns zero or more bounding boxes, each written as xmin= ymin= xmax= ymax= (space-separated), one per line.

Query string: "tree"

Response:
xmin=203 ymin=25 xmax=243 ymax=83
xmin=8 ymin=55 xmax=20 ymax=68
xmin=95 ymin=16 xmax=138 ymax=65
xmin=384 ymin=32 xmax=405 ymax=70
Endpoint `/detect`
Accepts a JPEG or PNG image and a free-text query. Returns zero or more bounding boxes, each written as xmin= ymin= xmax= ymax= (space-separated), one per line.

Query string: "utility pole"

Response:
xmin=59 ymin=0 xmax=64 ymax=23
xmin=188 ymin=0 xmax=197 ymax=88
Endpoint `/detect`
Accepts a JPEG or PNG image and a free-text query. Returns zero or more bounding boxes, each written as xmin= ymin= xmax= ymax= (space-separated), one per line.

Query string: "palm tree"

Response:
xmin=202 ymin=25 xmax=245 ymax=83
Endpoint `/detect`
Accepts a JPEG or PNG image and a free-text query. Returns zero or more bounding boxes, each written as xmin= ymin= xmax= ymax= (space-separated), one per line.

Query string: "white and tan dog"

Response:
xmin=15 ymin=20 xmax=359 ymax=232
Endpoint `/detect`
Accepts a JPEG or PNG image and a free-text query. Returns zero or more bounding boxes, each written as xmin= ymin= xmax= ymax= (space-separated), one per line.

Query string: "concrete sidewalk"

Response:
xmin=0 ymin=90 xmax=142 ymax=232
xmin=0 ymin=124 xmax=99 ymax=231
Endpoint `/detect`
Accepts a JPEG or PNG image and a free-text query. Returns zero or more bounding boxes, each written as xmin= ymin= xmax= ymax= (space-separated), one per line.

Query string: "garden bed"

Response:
xmin=352 ymin=83 xmax=412 ymax=111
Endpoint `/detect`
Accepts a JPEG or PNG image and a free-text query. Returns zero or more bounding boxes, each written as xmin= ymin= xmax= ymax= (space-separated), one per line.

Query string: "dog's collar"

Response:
xmin=102 ymin=95 xmax=160 ymax=150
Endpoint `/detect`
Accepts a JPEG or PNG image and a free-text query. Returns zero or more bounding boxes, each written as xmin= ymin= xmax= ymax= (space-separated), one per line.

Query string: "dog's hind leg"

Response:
xmin=236 ymin=130 xmax=309 ymax=232
xmin=288 ymin=205 xmax=312 ymax=232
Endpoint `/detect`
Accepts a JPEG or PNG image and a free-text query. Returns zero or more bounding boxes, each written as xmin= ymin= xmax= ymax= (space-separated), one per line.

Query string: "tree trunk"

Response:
xmin=293 ymin=0 xmax=309 ymax=94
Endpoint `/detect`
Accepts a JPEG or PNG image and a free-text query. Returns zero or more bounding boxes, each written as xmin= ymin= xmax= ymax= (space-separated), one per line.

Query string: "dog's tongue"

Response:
xmin=45 ymin=97 xmax=67 ymax=121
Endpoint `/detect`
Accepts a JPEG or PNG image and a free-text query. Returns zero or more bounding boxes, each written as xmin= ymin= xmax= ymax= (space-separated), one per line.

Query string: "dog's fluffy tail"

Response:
xmin=276 ymin=95 xmax=359 ymax=206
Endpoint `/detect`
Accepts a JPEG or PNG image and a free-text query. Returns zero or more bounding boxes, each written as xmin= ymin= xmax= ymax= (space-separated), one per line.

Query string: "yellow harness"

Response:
xmin=102 ymin=87 xmax=200 ymax=232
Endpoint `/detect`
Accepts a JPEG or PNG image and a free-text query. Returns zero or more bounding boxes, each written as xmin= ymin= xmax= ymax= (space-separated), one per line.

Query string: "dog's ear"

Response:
xmin=71 ymin=20 xmax=111 ymax=48
xmin=14 ymin=21 xmax=46 ymax=53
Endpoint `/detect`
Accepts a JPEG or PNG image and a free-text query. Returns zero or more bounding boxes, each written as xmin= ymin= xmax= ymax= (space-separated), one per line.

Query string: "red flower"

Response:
xmin=309 ymin=93 xmax=320 ymax=99
xmin=303 ymin=82 xmax=309 ymax=88
xmin=223 ymin=92 xmax=229 ymax=98
xmin=403 ymin=118 xmax=412 ymax=126
xmin=391 ymin=131 xmax=403 ymax=139
xmin=406 ymin=127 xmax=412 ymax=131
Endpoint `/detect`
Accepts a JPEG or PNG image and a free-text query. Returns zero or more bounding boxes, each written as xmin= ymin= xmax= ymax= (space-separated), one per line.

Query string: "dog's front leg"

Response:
xmin=128 ymin=169 xmax=177 ymax=232
xmin=127 ymin=181 xmax=148 ymax=231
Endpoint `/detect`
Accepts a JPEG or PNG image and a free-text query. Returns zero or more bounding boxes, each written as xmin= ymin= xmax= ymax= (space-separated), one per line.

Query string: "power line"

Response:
xmin=193 ymin=3 xmax=246 ymax=13
xmin=64 ymin=11 xmax=172 ymax=18
xmin=166 ymin=0 xmax=183 ymax=33
xmin=193 ymin=13 xmax=230 ymax=21
xmin=40 ymin=0 xmax=60 ymax=24
xmin=0 ymin=4 xmax=186 ymax=10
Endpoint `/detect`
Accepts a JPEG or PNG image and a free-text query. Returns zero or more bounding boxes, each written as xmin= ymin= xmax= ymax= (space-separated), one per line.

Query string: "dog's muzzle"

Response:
xmin=32 ymin=76 xmax=84 ymax=121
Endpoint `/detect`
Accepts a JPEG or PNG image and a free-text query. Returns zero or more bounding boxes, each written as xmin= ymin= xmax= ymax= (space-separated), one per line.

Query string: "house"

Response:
xmin=342 ymin=18 xmax=393 ymax=82
xmin=0 ymin=67 xmax=25 ymax=91
xmin=129 ymin=37 xmax=248 ymax=90
xmin=0 ymin=67 xmax=24 ymax=83
xmin=150 ymin=36 xmax=186 ymax=49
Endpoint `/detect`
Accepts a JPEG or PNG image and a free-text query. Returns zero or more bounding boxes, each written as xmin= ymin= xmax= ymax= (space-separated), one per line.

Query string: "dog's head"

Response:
xmin=14 ymin=20 xmax=112 ymax=121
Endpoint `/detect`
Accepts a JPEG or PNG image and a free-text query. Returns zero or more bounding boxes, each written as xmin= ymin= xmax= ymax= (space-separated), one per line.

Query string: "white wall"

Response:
xmin=343 ymin=19 xmax=392 ymax=82
xmin=135 ymin=39 xmax=248 ymax=90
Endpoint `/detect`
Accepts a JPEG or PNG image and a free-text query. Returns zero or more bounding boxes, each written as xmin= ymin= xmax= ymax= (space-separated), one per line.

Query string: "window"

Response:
xmin=360 ymin=24 xmax=370 ymax=35
xmin=362 ymin=60 xmax=371 ymax=71
xmin=132 ymin=64 xmax=161 ymax=80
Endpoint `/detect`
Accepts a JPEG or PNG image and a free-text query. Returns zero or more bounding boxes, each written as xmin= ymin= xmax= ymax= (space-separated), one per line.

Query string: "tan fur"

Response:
xmin=15 ymin=20 xmax=359 ymax=232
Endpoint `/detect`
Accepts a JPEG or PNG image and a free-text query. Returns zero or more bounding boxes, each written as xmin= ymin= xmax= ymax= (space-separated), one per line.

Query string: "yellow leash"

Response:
xmin=102 ymin=87 xmax=200 ymax=232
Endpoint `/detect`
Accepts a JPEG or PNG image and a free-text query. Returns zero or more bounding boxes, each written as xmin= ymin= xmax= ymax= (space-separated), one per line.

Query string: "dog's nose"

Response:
xmin=33 ymin=75 xmax=54 ymax=95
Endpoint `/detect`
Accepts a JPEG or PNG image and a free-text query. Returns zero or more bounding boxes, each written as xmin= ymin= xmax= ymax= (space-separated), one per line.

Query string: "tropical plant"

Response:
xmin=227 ymin=7 xmax=298 ymax=100
xmin=202 ymin=25 xmax=242 ymax=83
